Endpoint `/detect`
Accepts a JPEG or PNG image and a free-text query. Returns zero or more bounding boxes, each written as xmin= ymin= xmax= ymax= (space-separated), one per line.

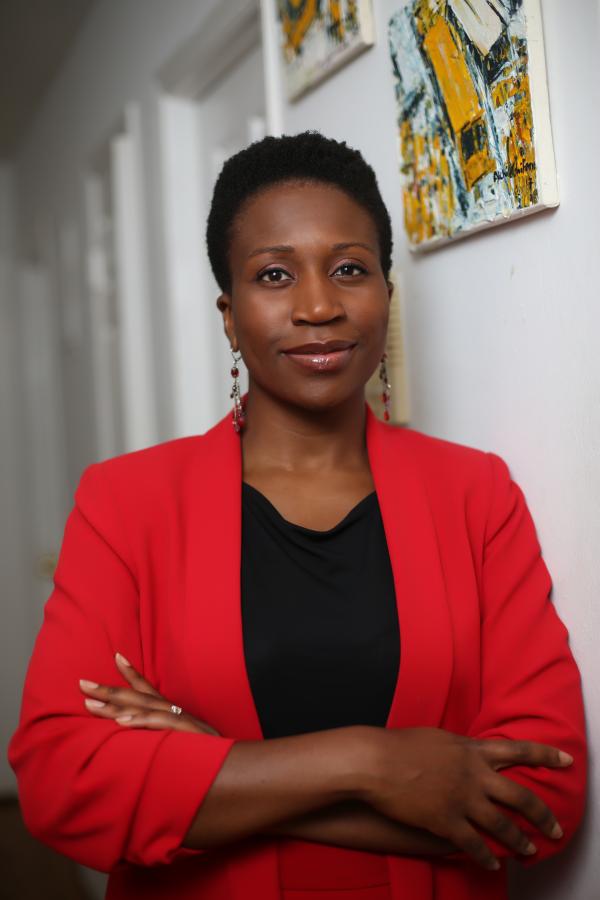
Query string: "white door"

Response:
xmin=85 ymin=168 xmax=126 ymax=461
xmin=0 ymin=247 xmax=30 ymax=793
xmin=85 ymin=106 xmax=157 ymax=461
xmin=18 ymin=262 xmax=70 ymax=623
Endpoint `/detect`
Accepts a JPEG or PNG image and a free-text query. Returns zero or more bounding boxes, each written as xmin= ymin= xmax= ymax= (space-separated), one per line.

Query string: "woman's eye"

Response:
xmin=258 ymin=268 xmax=292 ymax=283
xmin=334 ymin=263 xmax=367 ymax=277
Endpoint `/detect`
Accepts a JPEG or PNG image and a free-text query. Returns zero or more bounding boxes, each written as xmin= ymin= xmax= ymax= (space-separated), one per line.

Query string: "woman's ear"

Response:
xmin=386 ymin=280 xmax=394 ymax=302
xmin=216 ymin=293 xmax=238 ymax=351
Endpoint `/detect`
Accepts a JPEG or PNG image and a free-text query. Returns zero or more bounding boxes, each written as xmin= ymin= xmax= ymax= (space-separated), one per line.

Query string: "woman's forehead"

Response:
xmin=230 ymin=182 xmax=378 ymax=252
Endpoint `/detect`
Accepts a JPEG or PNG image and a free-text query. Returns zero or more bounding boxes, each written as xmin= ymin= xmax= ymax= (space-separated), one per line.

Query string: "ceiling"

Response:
xmin=0 ymin=0 xmax=96 ymax=160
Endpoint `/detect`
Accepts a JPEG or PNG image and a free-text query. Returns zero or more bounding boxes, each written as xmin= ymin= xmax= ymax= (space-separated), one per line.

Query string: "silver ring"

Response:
xmin=170 ymin=704 xmax=183 ymax=716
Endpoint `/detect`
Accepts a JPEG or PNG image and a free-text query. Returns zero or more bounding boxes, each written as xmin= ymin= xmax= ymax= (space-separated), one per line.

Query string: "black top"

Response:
xmin=241 ymin=482 xmax=400 ymax=739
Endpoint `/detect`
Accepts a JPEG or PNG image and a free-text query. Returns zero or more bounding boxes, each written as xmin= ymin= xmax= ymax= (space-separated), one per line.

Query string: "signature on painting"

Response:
xmin=493 ymin=161 xmax=537 ymax=182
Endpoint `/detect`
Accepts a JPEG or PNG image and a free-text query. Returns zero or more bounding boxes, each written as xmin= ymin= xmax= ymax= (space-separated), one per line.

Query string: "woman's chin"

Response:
xmin=285 ymin=385 xmax=366 ymax=415
xmin=247 ymin=374 xmax=367 ymax=415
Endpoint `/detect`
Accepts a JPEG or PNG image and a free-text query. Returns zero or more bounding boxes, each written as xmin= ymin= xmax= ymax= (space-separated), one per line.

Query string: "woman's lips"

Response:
xmin=283 ymin=344 xmax=357 ymax=373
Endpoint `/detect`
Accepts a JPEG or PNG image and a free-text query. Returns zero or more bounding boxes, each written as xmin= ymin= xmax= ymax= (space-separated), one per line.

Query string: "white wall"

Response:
xmin=9 ymin=0 xmax=599 ymax=897
xmin=279 ymin=1 xmax=599 ymax=896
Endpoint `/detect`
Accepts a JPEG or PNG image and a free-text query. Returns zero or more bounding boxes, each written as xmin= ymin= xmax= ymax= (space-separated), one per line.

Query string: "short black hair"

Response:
xmin=205 ymin=130 xmax=393 ymax=294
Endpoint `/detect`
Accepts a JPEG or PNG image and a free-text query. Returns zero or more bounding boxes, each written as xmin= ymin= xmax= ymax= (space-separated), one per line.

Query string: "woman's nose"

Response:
xmin=290 ymin=273 xmax=346 ymax=325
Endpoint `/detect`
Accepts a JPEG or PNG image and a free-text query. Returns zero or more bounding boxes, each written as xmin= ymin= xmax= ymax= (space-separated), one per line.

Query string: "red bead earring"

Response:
xmin=379 ymin=353 xmax=391 ymax=422
xmin=230 ymin=348 xmax=245 ymax=432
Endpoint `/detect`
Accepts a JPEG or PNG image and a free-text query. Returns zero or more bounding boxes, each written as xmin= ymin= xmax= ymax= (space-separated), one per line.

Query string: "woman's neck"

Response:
xmin=240 ymin=384 xmax=370 ymax=479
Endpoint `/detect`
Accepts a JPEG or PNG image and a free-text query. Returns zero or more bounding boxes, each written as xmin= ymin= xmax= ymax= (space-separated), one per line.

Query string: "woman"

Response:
xmin=9 ymin=132 xmax=586 ymax=900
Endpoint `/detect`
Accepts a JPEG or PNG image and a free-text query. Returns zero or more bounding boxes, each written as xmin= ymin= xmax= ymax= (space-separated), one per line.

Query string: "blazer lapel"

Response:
xmin=367 ymin=406 xmax=454 ymax=900
xmin=187 ymin=408 xmax=264 ymax=741
xmin=186 ymin=410 xmax=279 ymax=900
xmin=366 ymin=404 xmax=454 ymax=729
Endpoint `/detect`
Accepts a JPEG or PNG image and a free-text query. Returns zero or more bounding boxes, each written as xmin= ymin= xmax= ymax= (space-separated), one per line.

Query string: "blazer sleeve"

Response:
xmin=7 ymin=462 xmax=237 ymax=873
xmin=465 ymin=452 xmax=587 ymax=864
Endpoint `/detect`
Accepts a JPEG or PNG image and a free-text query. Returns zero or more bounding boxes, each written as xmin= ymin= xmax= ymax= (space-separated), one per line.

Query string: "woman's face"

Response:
xmin=218 ymin=180 xmax=393 ymax=413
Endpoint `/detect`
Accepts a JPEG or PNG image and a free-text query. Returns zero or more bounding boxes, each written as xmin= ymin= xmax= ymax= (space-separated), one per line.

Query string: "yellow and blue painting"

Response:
xmin=388 ymin=0 xmax=557 ymax=249
xmin=277 ymin=1 xmax=375 ymax=101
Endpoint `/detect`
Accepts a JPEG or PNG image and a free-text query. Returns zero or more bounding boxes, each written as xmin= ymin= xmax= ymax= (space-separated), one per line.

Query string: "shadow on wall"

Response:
xmin=0 ymin=795 xmax=93 ymax=900
xmin=509 ymin=812 xmax=592 ymax=900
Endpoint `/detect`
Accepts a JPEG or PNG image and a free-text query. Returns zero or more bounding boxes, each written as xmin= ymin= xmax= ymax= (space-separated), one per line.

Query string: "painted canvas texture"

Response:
xmin=277 ymin=0 xmax=375 ymax=101
xmin=388 ymin=0 xmax=558 ymax=250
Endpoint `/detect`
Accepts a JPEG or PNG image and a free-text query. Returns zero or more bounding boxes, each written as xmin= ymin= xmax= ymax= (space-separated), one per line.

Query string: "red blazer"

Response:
xmin=8 ymin=405 xmax=586 ymax=900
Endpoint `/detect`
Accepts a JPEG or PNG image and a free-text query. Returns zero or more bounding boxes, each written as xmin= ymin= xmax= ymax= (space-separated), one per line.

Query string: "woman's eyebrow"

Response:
xmin=331 ymin=242 xmax=376 ymax=254
xmin=247 ymin=244 xmax=294 ymax=258
xmin=247 ymin=241 xmax=376 ymax=258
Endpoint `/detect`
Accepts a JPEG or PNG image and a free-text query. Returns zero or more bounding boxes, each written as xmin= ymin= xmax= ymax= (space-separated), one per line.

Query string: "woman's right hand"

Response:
xmin=359 ymin=727 xmax=573 ymax=871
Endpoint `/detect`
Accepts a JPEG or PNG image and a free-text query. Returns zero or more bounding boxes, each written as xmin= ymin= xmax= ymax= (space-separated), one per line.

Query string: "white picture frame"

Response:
xmin=277 ymin=0 xmax=376 ymax=102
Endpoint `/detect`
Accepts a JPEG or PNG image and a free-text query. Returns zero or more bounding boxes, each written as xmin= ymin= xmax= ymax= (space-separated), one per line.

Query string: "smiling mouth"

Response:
xmin=283 ymin=340 xmax=356 ymax=355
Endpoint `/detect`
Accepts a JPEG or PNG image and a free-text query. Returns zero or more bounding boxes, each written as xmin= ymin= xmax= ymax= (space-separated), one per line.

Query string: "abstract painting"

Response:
xmin=277 ymin=1 xmax=375 ymax=101
xmin=388 ymin=0 xmax=558 ymax=250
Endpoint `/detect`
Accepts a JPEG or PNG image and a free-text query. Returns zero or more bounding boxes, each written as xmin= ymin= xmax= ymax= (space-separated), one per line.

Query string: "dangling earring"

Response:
xmin=379 ymin=353 xmax=391 ymax=422
xmin=230 ymin=348 xmax=245 ymax=432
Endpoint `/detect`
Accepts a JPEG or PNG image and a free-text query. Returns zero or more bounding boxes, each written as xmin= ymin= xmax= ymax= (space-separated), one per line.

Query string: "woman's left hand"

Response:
xmin=79 ymin=652 xmax=222 ymax=736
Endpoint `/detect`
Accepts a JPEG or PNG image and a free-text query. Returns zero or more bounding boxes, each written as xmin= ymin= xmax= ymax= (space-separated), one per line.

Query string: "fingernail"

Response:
xmin=116 ymin=715 xmax=133 ymax=724
xmin=551 ymin=823 xmax=563 ymax=839
xmin=524 ymin=843 xmax=537 ymax=855
xmin=79 ymin=679 xmax=99 ymax=691
xmin=558 ymin=751 xmax=573 ymax=766
xmin=85 ymin=698 xmax=106 ymax=709
xmin=115 ymin=652 xmax=131 ymax=667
